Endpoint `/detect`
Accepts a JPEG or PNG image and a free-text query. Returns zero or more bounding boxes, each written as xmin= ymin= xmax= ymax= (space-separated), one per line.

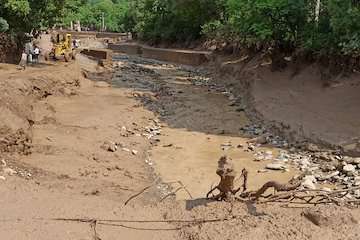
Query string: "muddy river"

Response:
xmin=112 ymin=54 xmax=295 ymax=199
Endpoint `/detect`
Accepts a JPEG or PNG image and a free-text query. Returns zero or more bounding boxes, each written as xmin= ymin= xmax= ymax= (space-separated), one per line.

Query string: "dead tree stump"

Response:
xmin=207 ymin=156 xmax=241 ymax=201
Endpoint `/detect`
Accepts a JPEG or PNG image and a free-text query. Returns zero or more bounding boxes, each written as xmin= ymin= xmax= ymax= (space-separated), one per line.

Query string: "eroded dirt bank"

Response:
xmin=212 ymin=56 xmax=360 ymax=155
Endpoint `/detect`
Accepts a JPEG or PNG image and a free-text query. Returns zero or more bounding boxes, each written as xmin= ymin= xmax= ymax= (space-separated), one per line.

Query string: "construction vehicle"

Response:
xmin=45 ymin=33 xmax=76 ymax=62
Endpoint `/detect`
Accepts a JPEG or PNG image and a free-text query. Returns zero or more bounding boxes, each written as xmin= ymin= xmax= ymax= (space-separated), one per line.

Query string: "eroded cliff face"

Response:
xmin=0 ymin=33 xmax=22 ymax=64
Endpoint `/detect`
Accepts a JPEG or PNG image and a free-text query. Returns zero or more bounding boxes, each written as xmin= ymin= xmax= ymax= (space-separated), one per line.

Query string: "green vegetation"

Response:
xmin=124 ymin=0 xmax=360 ymax=57
xmin=1 ymin=0 xmax=360 ymax=58
xmin=0 ymin=0 xmax=67 ymax=33
xmin=62 ymin=0 xmax=129 ymax=32
xmin=123 ymin=0 xmax=225 ymax=42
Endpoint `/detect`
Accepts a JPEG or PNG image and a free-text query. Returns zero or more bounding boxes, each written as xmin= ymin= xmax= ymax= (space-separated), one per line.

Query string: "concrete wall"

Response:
xmin=80 ymin=48 xmax=112 ymax=61
xmin=109 ymin=43 xmax=211 ymax=66
xmin=58 ymin=31 xmax=128 ymax=41
xmin=108 ymin=43 xmax=142 ymax=55
xmin=141 ymin=46 xmax=210 ymax=66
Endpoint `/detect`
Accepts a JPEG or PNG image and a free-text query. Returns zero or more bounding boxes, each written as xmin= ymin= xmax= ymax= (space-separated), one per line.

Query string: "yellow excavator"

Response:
xmin=46 ymin=33 xmax=76 ymax=62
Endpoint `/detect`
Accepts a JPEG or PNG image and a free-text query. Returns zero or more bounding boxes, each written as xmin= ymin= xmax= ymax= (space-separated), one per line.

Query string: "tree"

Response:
xmin=0 ymin=0 xmax=68 ymax=32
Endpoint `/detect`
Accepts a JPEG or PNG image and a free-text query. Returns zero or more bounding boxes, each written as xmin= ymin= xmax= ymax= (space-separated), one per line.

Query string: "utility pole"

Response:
xmin=101 ymin=12 xmax=105 ymax=32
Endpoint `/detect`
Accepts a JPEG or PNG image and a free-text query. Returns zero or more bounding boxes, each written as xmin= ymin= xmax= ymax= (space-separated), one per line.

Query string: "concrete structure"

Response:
xmin=81 ymin=48 xmax=112 ymax=61
xmin=109 ymin=43 xmax=212 ymax=66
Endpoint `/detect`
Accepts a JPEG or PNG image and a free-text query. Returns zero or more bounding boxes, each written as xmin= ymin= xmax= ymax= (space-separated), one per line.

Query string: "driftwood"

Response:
xmin=247 ymin=179 xmax=302 ymax=200
xmin=207 ymin=156 xmax=248 ymax=201
xmin=206 ymin=158 xmax=360 ymax=207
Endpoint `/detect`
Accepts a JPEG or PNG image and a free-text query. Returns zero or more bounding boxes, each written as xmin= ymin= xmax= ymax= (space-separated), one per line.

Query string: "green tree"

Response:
xmin=0 ymin=0 xmax=68 ymax=32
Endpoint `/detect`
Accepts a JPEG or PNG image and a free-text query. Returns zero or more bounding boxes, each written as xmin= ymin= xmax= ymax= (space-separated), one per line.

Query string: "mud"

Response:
xmin=111 ymin=55 xmax=297 ymax=199
xmin=1 ymin=38 xmax=360 ymax=240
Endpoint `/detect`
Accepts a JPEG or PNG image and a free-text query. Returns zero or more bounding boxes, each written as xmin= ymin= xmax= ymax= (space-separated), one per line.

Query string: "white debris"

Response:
xmin=265 ymin=163 xmax=286 ymax=170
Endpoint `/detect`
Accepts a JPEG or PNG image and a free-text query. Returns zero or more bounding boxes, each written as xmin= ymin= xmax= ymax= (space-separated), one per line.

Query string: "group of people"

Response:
xmin=19 ymin=41 xmax=40 ymax=69
xmin=25 ymin=41 xmax=41 ymax=63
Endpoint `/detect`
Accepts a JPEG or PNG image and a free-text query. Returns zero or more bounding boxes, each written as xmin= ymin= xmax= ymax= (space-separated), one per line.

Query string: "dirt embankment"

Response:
xmin=0 ymin=57 xmax=178 ymax=239
xmin=109 ymin=41 xmax=360 ymax=155
xmin=208 ymin=55 xmax=360 ymax=156
xmin=0 ymin=63 xmax=81 ymax=156
xmin=0 ymin=33 xmax=22 ymax=63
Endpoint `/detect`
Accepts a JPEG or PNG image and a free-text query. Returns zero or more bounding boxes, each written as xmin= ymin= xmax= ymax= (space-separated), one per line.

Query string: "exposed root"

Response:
xmin=207 ymin=160 xmax=360 ymax=207
xmin=124 ymin=180 xmax=193 ymax=205
xmin=207 ymin=156 xmax=248 ymax=201
xmin=91 ymin=220 xmax=101 ymax=240
xmin=248 ymin=180 xmax=301 ymax=200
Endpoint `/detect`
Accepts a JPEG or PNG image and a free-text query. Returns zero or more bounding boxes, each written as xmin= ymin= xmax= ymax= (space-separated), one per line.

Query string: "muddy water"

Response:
xmin=112 ymin=54 xmax=296 ymax=199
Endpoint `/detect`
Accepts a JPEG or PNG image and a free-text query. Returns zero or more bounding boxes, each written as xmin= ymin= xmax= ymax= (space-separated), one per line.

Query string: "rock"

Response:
xmin=122 ymin=148 xmax=130 ymax=152
xmin=320 ymin=163 xmax=336 ymax=172
xmin=221 ymin=142 xmax=232 ymax=151
xmin=94 ymin=81 xmax=110 ymax=88
xmin=304 ymin=175 xmax=317 ymax=183
xmin=254 ymin=153 xmax=265 ymax=161
xmin=101 ymin=141 xmax=118 ymax=152
xmin=343 ymin=164 xmax=356 ymax=175
xmin=247 ymin=143 xmax=256 ymax=151
xmin=351 ymin=157 xmax=360 ymax=164
xmin=302 ymin=175 xmax=317 ymax=190
xmin=3 ymin=167 xmax=17 ymax=176
xmin=354 ymin=176 xmax=360 ymax=186
xmin=264 ymin=151 xmax=273 ymax=160
xmin=265 ymin=163 xmax=286 ymax=170
xmin=256 ymin=135 xmax=268 ymax=145
xmin=276 ymin=151 xmax=289 ymax=162
xmin=301 ymin=179 xmax=316 ymax=189
xmin=306 ymin=143 xmax=320 ymax=152
xmin=354 ymin=181 xmax=360 ymax=186
xmin=131 ymin=150 xmax=138 ymax=155
xmin=318 ymin=171 xmax=339 ymax=181
xmin=0 ymin=176 xmax=5 ymax=181
xmin=343 ymin=156 xmax=354 ymax=163
xmin=354 ymin=189 xmax=360 ymax=198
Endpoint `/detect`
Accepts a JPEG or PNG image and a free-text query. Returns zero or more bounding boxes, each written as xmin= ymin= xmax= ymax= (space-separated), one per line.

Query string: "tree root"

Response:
xmin=124 ymin=180 xmax=193 ymax=205
xmin=207 ymin=157 xmax=360 ymax=207
xmin=207 ymin=156 xmax=248 ymax=201
xmin=248 ymin=180 xmax=301 ymax=200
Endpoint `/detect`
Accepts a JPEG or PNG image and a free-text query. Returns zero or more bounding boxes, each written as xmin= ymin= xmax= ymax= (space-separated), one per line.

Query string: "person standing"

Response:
xmin=24 ymin=41 xmax=33 ymax=64
xmin=18 ymin=50 xmax=27 ymax=70
xmin=33 ymin=45 xmax=40 ymax=63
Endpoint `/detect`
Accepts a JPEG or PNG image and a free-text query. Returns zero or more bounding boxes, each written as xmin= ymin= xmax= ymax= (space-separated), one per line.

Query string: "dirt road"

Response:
xmin=1 ymin=51 xmax=360 ymax=239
